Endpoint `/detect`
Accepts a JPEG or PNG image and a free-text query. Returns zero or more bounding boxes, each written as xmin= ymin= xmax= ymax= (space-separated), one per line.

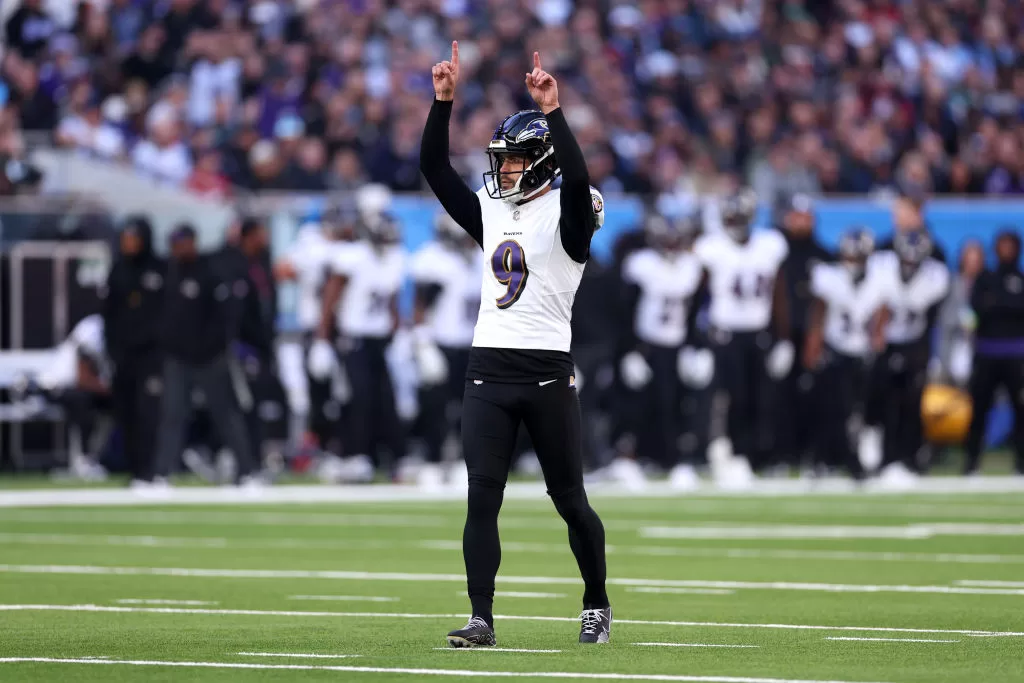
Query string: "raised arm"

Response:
xmin=419 ymin=41 xmax=483 ymax=247
xmin=527 ymin=52 xmax=594 ymax=263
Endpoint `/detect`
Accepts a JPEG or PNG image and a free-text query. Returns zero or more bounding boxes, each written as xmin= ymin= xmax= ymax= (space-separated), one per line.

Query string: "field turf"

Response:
xmin=1 ymin=484 xmax=1023 ymax=682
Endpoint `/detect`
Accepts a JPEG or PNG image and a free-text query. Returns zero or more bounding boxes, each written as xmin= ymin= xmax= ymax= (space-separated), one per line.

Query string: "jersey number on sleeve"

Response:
xmin=491 ymin=240 xmax=529 ymax=309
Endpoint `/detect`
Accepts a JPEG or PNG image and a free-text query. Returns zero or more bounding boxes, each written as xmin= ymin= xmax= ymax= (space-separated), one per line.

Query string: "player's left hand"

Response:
xmin=525 ymin=52 xmax=559 ymax=115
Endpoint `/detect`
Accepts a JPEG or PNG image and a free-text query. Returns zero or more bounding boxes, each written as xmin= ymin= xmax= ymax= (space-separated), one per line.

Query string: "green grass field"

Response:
xmin=1 ymin=486 xmax=1024 ymax=682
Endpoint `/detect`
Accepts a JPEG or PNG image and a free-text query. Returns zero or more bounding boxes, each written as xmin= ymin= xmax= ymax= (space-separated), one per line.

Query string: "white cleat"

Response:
xmin=607 ymin=457 xmax=648 ymax=492
xmin=416 ymin=463 xmax=445 ymax=493
xmin=238 ymin=475 xmax=265 ymax=497
xmin=341 ymin=454 xmax=376 ymax=483
xmin=447 ymin=460 xmax=470 ymax=490
xmin=668 ymin=464 xmax=700 ymax=492
xmin=878 ymin=462 xmax=919 ymax=491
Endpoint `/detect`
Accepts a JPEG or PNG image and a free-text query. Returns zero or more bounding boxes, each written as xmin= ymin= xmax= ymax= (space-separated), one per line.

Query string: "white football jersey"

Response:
xmin=284 ymin=225 xmax=333 ymax=331
xmin=811 ymin=263 xmax=891 ymax=358
xmin=330 ymin=241 xmax=407 ymax=339
xmin=471 ymin=185 xmax=585 ymax=353
xmin=410 ymin=241 xmax=483 ymax=349
xmin=622 ymin=248 xmax=703 ymax=347
xmin=694 ymin=230 xmax=788 ymax=332
xmin=868 ymin=251 xmax=950 ymax=344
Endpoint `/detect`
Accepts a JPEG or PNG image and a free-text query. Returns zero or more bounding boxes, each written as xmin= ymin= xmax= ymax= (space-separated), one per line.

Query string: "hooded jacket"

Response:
xmin=102 ymin=217 xmax=166 ymax=364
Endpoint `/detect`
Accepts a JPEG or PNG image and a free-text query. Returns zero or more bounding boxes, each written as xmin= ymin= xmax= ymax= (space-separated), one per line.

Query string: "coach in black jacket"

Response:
xmin=153 ymin=224 xmax=256 ymax=484
xmin=775 ymin=194 xmax=832 ymax=470
xmin=102 ymin=216 xmax=165 ymax=483
xmin=963 ymin=230 xmax=1024 ymax=475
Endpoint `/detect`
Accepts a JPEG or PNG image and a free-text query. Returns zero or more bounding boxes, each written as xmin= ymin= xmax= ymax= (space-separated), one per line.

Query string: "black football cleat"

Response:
xmin=579 ymin=607 xmax=612 ymax=644
xmin=447 ymin=616 xmax=496 ymax=648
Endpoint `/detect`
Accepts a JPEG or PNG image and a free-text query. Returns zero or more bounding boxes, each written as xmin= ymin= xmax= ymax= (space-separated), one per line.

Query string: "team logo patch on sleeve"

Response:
xmin=591 ymin=193 xmax=603 ymax=215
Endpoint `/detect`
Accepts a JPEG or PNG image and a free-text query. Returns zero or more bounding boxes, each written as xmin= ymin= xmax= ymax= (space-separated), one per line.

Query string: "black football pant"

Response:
xmin=865 ymin=342 xmax=929 ymax=472
xmin=111 ymin=351 xmax=163 ymax=481
xmin=233 ymin=350 xmax=286 ymax=469
xmin=303 ymin=333 xmax=338 ymax=451
xmin=815 ymin=349 xmax=866 ymax=478
xmin=461 ymin=377 xmax=609 ymax=625
xmin=637 ymin=344 xmax=687 ymax=469
xmin=154 ymin=355 xmax=255 ymax=481
xmin=964 ymin=355 xmax=1024 ymax=474
xmin=775 ymin=330 xmax=819 ymax=469
xmin=418 ymin=346 xmax=470 ymax=464
xmin=344 ymin=337 xmax=404 ymax=469
xmin=713 ymin=330 xmax=775 ymax=470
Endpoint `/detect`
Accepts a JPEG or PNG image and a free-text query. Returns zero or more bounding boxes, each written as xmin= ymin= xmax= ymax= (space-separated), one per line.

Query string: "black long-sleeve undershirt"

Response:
xmin=546 ymin=107 xmax=594 ymax=264
xmin=419 ymin=99 xmax=483 ymax=247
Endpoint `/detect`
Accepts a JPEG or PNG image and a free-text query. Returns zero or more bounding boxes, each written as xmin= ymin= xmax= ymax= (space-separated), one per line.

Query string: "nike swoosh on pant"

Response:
xmin=538 ymin=379 xmax=557 ymax=386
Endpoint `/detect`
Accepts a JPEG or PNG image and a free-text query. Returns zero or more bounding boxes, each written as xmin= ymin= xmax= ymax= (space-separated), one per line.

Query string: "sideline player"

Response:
xmin=420 ymin=43 xmax=611 ymax=646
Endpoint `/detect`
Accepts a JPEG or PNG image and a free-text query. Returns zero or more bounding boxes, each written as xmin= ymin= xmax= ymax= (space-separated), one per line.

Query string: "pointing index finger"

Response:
xmin=452 ymin=41 xmax=459 ymax=67
xmin=533 ymin=51 xmax=541 ymax=70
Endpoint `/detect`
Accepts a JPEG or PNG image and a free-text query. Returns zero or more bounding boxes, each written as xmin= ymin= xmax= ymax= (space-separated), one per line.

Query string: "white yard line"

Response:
xmin=3 ymin=564 xmax=1024 ymax=597
xmin=955 ymin=580 xmax=1024 ymax=588
xmin=289 ymin=595 xmax=400 ymax=603
xmin=640 ymin=524 xmax=1024 ymax=540
xmin=627 ymin=588 xmax=736 ymax=596
xmin=0 ymin=510 xmax=452 ymax=528
xmin=116 ymin=599 xmax=217 ymax=606
xmin=5 ymin=533 xmax=1024 ymax=566
xmin=633 ymin=643 xmax=759 ymax=649
xmin=433 ymin=648 xmax=562 ymax=653
xmin=0 ymin=604 xmax=1020 ymax=638
xmin=0 ymin=656 xmax=898 ymax=683
xmin=236 ymin=652 xmax=362 ymax=658
xmin=824 ymin=638 xmax=958 ymax=643
xmin=493 ymin=592 xmax=568 ymax=599
xmin=1 ymin=475 xmax=1024 ymax=508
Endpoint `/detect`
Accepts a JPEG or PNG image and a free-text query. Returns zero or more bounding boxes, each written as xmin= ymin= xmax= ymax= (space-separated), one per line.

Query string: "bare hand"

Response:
xmin=525 ymin=51 xmax=559 ymax=114
xmin=432 ymin=41 xmax=460 ymax=102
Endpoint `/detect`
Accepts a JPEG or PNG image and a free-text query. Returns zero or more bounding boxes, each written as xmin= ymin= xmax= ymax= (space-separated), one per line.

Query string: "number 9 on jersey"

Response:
xmin=491 ymin=239 xmax=529 ymax=309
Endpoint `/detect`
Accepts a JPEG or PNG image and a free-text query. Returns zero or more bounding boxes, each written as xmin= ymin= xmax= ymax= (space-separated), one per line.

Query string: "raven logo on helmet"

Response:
xmin=484 ymin=110 xmax=561 ymax=204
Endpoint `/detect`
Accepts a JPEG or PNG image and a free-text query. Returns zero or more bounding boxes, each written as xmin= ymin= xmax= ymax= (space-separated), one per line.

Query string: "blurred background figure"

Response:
xmin=863 ymin=230 xmax=950 ymax=487
xmin=408 ymin=212 xmax=481 ymax=491
xmin=963 ymin=231 xmax=1024 ymax=477
xmin=804 ymin=228 xmax=883 ymax=480
xmin=775 ymin=193 xmax=832 ymax=475
xmin=316 ymin=210 xmax=407 ymax=484
xmin=153 ymin=224 xmax=257 ymax=492
xmin=102 ymin=216 xmax=165 ymax=488
xmin=616 ymin=212 xmax=707 ymax=490
xmin=695 ymin=190 xmax=791 ymax=489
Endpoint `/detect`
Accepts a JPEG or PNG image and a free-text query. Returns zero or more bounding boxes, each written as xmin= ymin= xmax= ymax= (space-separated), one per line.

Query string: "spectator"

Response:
xmin=121 ymin=25 xmax=172 ymax=91
xmin=132 ymin=104 xmax=192 ymax=186
xmin=8 ymin=60 xmax=58 ymax=131
xmin=4 ymin=0 xmax=56 ymax=60
xmin=327 ymin=148 xmax=367 ymax=192
xmin=55 ymin=92 xmax=126 ymax=160
xmin=283 ymin=137 xmax=328 ymax=192
xmin=187 ymin=32 xmax=241 ymax=127
xmin=186 ymin=147 xmax=232 ymax=199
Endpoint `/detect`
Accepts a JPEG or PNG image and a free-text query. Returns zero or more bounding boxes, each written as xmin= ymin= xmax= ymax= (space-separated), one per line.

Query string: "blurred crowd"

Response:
xmin=2 ymin=0 xmax=1024 ymax=202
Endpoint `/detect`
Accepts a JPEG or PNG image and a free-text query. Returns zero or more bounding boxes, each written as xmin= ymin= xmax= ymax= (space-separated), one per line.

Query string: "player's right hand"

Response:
xmin=432 ymin=41 xmax=460 ymax=102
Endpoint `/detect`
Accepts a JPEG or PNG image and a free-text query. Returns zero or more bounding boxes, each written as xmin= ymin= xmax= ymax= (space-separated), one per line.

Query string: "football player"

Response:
xmin=775 ymin=194 xmax=832 ymax=474
xmin=693 ymin=189 xmax=792 ymax=488
xmin=275 ymin=202 xmax=359 ymax=454
xmin=863 ymin=230 xmax=950 ymax=484
xmin=804 ymin=228 xmax=887 ymax=479
xmin=619 ymin=213 xmax=710 ymax=490
xmin=420 ymin=44 xmax=611 ymax=647
xmin=314 ymin=211 xmax=407 ymax=482
xmin=408 ymin=212 xmax=484 ymax=490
